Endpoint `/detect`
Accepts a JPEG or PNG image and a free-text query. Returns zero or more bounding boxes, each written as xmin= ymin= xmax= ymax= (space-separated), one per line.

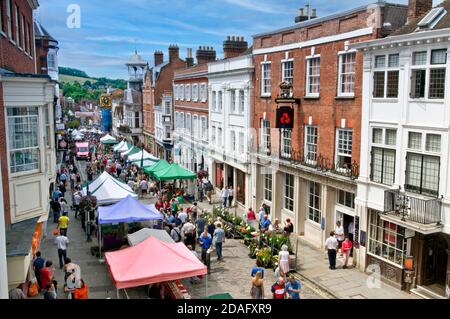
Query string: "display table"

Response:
xmin=164 ymin=280 xmax=191 ymax=299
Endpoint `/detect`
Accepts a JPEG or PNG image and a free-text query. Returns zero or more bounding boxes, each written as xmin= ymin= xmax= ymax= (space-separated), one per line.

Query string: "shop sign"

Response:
xmin=276 ymin=106 xmax=294 ymax=129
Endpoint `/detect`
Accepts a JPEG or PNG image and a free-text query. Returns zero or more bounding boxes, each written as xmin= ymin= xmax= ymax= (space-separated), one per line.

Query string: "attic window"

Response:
xmin=417 ymin=7 xmax=447 ymax=29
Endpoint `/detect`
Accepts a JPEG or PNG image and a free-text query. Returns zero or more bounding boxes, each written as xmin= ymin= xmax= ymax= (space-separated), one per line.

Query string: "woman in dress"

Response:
xmin=250 ymin=271 xmax=264 ymax=299
xmin=278 ymin=245 xmax=290 ymax=276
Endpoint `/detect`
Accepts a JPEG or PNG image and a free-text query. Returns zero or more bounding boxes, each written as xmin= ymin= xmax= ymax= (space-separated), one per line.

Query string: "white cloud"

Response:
xmin=223 ymin=0 xmax=290 ymax=14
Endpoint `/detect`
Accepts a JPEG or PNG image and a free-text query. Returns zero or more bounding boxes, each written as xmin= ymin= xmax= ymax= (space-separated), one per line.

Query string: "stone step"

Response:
xmin=410 ymin=286 xmax=445 ymax=299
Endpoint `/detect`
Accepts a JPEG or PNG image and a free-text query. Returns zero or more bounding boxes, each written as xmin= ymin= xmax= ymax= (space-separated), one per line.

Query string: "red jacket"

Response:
xmin=272 ymin=283 xmax=285 ymax=299
xmin=342 ymin=240 xmax=353 ymax=253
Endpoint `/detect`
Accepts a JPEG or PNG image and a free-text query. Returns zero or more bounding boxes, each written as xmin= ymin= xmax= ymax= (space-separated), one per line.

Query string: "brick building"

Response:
xmin=250 ymin=2 xmax=408 ymax=259
xmin=143 ymin=45 xmax=185 ymax=159
xmin=173 ymin=47 xmax=214 ymax=178
xmin=1 ymin=0 xmax=56 ymax=289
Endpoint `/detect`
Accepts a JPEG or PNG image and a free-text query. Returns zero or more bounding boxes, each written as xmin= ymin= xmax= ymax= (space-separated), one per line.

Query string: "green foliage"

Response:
xmin=256 ymin=247 xmax=273 ymax=269
xmin=59 ymin=66 xmax=89 ymax=78
xmin=67 ymin=120 xmax=80 ymax=129
xmin=62 ymin=82 xmax=102 ymax=103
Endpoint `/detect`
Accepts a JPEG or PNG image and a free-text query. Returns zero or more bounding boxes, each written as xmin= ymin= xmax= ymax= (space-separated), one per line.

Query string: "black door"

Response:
xmin=423 ymin=235 xmax=448 ymax=286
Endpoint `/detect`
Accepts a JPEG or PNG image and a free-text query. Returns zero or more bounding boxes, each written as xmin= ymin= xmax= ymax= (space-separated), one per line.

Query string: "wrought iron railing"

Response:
xmin=256 ymin=146 xmax=359 ymax=179
xmin=384 ymin=189 xmax=442 ymax=225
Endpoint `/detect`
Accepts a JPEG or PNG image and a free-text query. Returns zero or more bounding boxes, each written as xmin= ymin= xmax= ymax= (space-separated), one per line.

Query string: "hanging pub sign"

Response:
xmin=276 ymin=106 xmax=294 ymax=129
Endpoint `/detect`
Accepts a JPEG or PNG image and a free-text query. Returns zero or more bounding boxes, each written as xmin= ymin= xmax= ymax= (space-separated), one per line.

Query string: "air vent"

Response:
xmin=417 ymin=7 xmax=447 ymax=29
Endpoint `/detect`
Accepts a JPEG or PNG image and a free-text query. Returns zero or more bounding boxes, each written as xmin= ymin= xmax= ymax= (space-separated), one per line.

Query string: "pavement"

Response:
xmin=35 ymin=158 xmax=417 ymax=299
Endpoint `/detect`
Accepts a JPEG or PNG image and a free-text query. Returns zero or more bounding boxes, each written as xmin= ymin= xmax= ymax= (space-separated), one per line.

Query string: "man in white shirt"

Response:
xmin=335 ymin=221 xmax=345 ymax=256
xmin=325 ymin=231 xmax=338 ymax=270
xmin=221 ymin=187 xmax=229 ymax=208
xmin=55 ymin=232 xmax=69 ymax=269
xmin=178 ymin=210 xmax=188 ymax=224
xmin=182 ymin=220 xmax=195 ymax=238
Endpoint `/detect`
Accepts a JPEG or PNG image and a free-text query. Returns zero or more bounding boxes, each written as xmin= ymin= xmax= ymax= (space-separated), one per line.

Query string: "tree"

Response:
xmin=67 ymin=120 xmax=80 ymax=129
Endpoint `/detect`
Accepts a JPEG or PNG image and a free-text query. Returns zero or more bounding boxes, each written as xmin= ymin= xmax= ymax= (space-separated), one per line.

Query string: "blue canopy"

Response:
xmin=98 ymin=195 xmax=163 ymax=225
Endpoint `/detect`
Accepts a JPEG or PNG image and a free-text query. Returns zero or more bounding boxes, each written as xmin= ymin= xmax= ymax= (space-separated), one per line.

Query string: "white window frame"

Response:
xmin=405 ymin=131 xmax=441 ymax=196
xmin=180 ymin=84 xmax=185 ymax=100
xmin=284 ymin=173 xmax=294 ymax=212
xmin=306 ymin=55 xmax=320 ymax=97
xmin=212 ymin=91 xmax=217 ymax=111
xmin=7 ymin=106 xmax=41 ymax=175
xmin=373 ymin=53 xmax=400 ymax=99
xmin=260 ymin=119 xmax=270 ymax=151
xmin=239 ymin=132 xmax=244 ymax=155
xmin=308 ymin=181 xmax=321 ymax=224
xmin=192 ymin=83 xmax=198 ymax=102
xmin=338 ymin=51 xmax=356 ymax=97
xmin=200 ymin=116 xmax=207 ymax=140
xmin=180 ymin=112 xmax=185 ymax=130
xmin=239 ymin=89 xmax=245 ymax=114
xmin=186 ymin=113 xmax=192 ymax=134
xmin=211 ymin=124 xmax=216 ymax=145
xmin=370 ymin=127 xmax=397 ymax=186
xmin=200 ymin=83 xmax=207 ymax=102
xmin=261 ymin=61 xmax=271 ymax=97
xmin=264 ymin=173 xmax=273 ymax=202
xmin=230 ymin=89 xmax=236 ymax=114
xmin=230 ymin=130 xmax=236 ymax=153
xmin=281 ymin=58 xmax=294 ymax=85
xmin=218 ymin=90 xmax=223 ymax=112
xmin=335 ymin=129 xmax=353 ymax=171
xmin=14 ymin=4 xmax=20 ymax=47
xmin=304 ymin=125 xmax=318 ymax=164
xmin=410 ymin=48 xmax=447 ymax=100
xmin=281 ymin=129 xmax=292 ymax=159
xmin=174 ymin=85 xmax=179 ymax=100
xmin=6 ymin=0 xmax=12 ymax=39
xmin=218 ymin=127 xmax=223 ymax=147
xmin=185 ymin=84 xmax=191 ymax=101
xmin=193 ymin=114 xmax=198 ymax=138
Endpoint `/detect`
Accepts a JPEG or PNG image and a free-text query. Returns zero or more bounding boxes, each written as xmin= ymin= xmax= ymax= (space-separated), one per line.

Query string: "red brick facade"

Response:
xmin=0 ymin=82 xmax=11 ymax=225
xmin=0 ymin=0 xmax=36 ymax=73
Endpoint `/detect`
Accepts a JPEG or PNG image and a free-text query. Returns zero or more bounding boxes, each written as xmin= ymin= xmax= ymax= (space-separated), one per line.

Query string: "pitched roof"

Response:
xmin=393 ymin=0 xmax=450 ymax=36
xmin=34 ymin=21 xmax=57 ymax=43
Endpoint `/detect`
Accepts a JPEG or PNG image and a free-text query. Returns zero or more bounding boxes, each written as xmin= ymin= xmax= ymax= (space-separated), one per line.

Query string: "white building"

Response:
xmin=208 ymin=53 xmax=254 ymax=210
xmin=351 ymin=0 xmax=450 ymax=297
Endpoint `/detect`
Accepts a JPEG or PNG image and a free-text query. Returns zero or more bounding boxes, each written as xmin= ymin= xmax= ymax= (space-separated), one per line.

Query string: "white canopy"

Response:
xmin=113 ymin=140 xmax=126 ymax=152
xmin=100 ymin=134 xmax=116 ymax=142
xmin=73 ymin=134 xmax=84 ymax=141
xmin=114 ymin=141 xmax=131 ymax=153
xmin=131 ymin=158 xmax=159 ymax=168
xmin=127 ymin=229 xmax=174 ymax=246
xmin=82 ymin=171 xmax=137 ymax=205
xmin=127 ymin=149 xmax=159 ymax=162
xmin=71 ymin=129 xmax=82 ymax=137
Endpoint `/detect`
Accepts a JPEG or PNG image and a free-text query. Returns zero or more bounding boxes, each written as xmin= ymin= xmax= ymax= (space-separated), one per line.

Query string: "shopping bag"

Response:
xmin=53 ymin=228 xmax=59 ymax=236
xmin=28 ymin=279 xmax=39 ymax=297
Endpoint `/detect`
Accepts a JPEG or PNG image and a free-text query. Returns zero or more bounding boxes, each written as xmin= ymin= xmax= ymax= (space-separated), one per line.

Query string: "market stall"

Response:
xmin=127 ymin=149 xmax=159 ymax=163
xmin=143 ymin=160 xmax=170 ymax=178
xmin=121 ymin=146 xmax=141 ymax=157
xmin=105 ymin=236 xmax=207 ymax=295
xmin=82 ymin=172 xmax=137 ymax=205
xmin=127 ymin=228 xmax=174 ymax=246
xmin=100 ymin=134 xmax=118 ymax=145
xmin=153 ymin=163 xmax=197 ymax=181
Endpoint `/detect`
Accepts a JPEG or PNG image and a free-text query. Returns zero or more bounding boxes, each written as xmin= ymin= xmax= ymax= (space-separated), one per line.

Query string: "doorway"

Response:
xmin=423 ymin=235 xmax=448 ymax=289
xmin=227 ymin=166 xmax=234 ymax=188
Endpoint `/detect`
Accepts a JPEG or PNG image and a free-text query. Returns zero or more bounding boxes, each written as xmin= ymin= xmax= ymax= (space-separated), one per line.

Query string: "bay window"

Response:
xmin=371 ymin=128 xmax=396 ymax=185
xmin=7 ymin=107 xmax=40 ymax=174
xmin=373 ymin=54 xmax=399 ymax=98
xmin=411 ymin=49 xmax=447 ymax=99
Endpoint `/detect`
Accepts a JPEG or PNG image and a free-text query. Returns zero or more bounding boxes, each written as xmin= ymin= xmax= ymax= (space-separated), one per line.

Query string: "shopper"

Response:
xmin=325 ymin=231 xmax=338 ymax=270
xmin=51 ymin=199 xmax=61 ymax=224
xmin=271 ymin=278 xmax=286 ymax=299
xmin=348 ymin=219 xmax=354 ymax=257
xmin=199 ymin=229 xmax=212 ymax=274
xmin=207 ymin=219 xmax=216 ymax=238
xmin=278 ymin=245 xmax=290 ymax=276
xmin=221 ymin=186 xmax=229 ymax=208
xmin=228 ymin=186 xmax=234 ymax=207
xmin=43 ymin=282 xmax=57 ymax=299
xmin=40 ymin=261 xmax=54 ymax=294
xmin=33 ymin=251 xmax=45 ymax=290
xmin=170 ymin=225 xmax=181 ymax=243
xmin=195 ymin=215 xmax=206 ymax=239
xmin=58 ymin=212 xmax=69 ymax=237
xmin=213 ymin=223 xmax=225 ymax=261
xmin=285 ymin=275 xmax=301 ymax=299
xmin=55 ymin=231 xmax=69 ymax=269
xmin=251 ymin=260 xmax=265 ymax=278
xmin=335 ymin=221 xmax=345 ymax=256
xmin=342 ymin=237 xmax=353 ymax=269
xmin=250 ymin=271 xmax=264 ymax=299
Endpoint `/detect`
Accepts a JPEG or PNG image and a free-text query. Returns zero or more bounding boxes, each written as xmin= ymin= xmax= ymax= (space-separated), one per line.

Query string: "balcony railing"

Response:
xmin=384 ymin=189 xmax=442 ymax=225
xmin=257 ymin=146 xmax=359 ymax=179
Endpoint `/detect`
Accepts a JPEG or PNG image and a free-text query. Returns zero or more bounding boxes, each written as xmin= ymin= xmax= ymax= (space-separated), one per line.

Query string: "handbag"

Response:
xmin=53 ymin=228 xmax=59 ymax=236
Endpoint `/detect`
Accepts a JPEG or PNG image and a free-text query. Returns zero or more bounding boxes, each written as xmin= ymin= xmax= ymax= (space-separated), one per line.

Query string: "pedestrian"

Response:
xmin=325 ymin=231 xmax=338 ymax=270
xmin=221 ymin=186 xmax=228 ymax=208
xmin=9 ymin=288 xmax=27 ymax=299
xmin=59 ymin=171 xmax=68 ymax=187
xmin=182 ymin=219 xmax=196 ymax=249
xmin=170 ymin=225 xmax=182 ymax=243
xmin=52 ymin=187 xmax=62 ymax=202
xmin=285 ymin=275 xmax=301 ymax=299
xmin=260 ymin=213 xmax=271 ymax=232
xmin=170 ymin=198 xmax=179 ymax=215
xmin=271 ymin=277 xmax=286 ymax=299
xmin=342 ymin=236 xmax=353 ymax=269
xmin=278 ymin=245 xmax=290 ymax=276
xmin=228 ymin=186 xmax=234 ymax=207
xmin=205 ymin=181 xmax=213 ymax=205
xmin=269 ymin=218 xmax=282 ymax=233
xmin=40 ymin=261 xmax=54 ymax=294
xmin=55 ymin=231 xmax=69 ymax=269
xmin=43 ymin=282 xmax=57 ymax=299
xmin=58 ymin=212 xmax=70 ymax=237
xmin=251 ymin=260 xmax=265 ymax=278
xmin=197 ymin=182 xmax=204 ymax=203
xmin=348 ymin=219 xmax=354 ymax=257
xmin=250 ymin=271 xmax=265 ymax=299
xmin=213 ymin=223 xmax=225 ymax=261
xmin=335 ymin=221 xmax=345 ymax=256
xmin=70 ymin=172 xmax=76 ymax=191
xmin=73 ymin=191 xmax=82 ymax=219
xmin=246 ymin=207 xmax=256 ymax=225
xmin=195 ymin=214 xmax=206 ymax=239
xmin=207 ymin=218 xmax=216 ymax=238
xmin=59 ymin=183 xmax=66 ymax=198
xmin=33 ymin=251 xmax=45 ymax=290
xmin=51 ymin=199 xmax=61 ymax=224
xmin=189 ymin=202 xmax=199 ymax=221
xmin=199 ymin=229 xmax=212 ymax=274
xmin=139 ymin=178 xmax=148 ymax=199
xmin=178 ymin=209 xmax=188 ymax=224
xmin=283 ymin=218 xmax=294 ymax=235
xmin=59 ymin=197 xmax=68 ymax=215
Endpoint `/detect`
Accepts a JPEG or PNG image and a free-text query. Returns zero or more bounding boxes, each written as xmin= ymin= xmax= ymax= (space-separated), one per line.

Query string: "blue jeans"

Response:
xmin=216 ymin=242 xmax=223 ymax=259
xmin=222 ymin=197 xmax=227 ymax=208
xmin=53 ymin=211 xmax=60 ymax=223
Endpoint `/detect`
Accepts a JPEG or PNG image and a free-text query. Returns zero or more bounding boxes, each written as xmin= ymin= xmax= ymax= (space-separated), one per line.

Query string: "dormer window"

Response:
xmin=417 ymin=7 xmax=447 ymax=30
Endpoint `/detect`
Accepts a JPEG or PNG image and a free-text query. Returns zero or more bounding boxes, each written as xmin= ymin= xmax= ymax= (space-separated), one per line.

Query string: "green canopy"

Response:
xmin=143 ymin=160 xmax=170 ymax=177
xmin=102 ymin=139 xmax=119 ymax=145
xmin=122 ymin=146 xmax=141 ymax=156
xmin=204 ymin=293 xmax=233 ymax=299
xmin=153 ymin=163 xmax=197 ymax=181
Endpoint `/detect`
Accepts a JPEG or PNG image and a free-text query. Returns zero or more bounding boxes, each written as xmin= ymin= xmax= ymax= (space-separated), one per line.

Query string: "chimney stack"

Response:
xmin=168 ymin=44 xmax=179 ymax=62
xmin=223 ymin=35 xmax=248 ymax=59
xmin=305 ymin=4 xmax=310 ymax=18
xmin=407 ymin=0 xmax=433 ymax=24
xmin=295 ymin=6 xmax=317 ymax=23
xmin=312 ymin=8 xmax=317 ymax=18
xmin=154 ymin=50 xmax=163 ymax=66
xmin=186 ymin=48 xmax=194 ymax=67
xmin=196 ymin=46 xmax=216 ymax=65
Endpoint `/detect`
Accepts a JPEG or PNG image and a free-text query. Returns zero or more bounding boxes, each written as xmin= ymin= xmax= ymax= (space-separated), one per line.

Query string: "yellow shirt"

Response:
xmin=59 ymin=216 xmax=69 ymax=229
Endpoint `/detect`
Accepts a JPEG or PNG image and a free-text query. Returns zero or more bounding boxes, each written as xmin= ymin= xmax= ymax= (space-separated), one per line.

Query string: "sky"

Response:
xmin=35 ymin=0 xmax=441 ymax=80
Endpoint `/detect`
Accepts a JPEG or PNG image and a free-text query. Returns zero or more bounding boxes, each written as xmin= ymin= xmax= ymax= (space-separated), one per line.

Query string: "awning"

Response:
xmin=82 ymin=172 xmax=137 ymax=205
xmin=143 ymin=160 xmax=170 ymax=177
xmin=153 ymin=163 xmax=197 ymax=181
xmin=127 ymin=228 xmax=174 ymax=246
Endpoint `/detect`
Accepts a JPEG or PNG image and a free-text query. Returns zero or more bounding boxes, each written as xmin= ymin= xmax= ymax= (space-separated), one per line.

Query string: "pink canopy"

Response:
xmin=105 ymin=236 xmax=207 ymax=289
